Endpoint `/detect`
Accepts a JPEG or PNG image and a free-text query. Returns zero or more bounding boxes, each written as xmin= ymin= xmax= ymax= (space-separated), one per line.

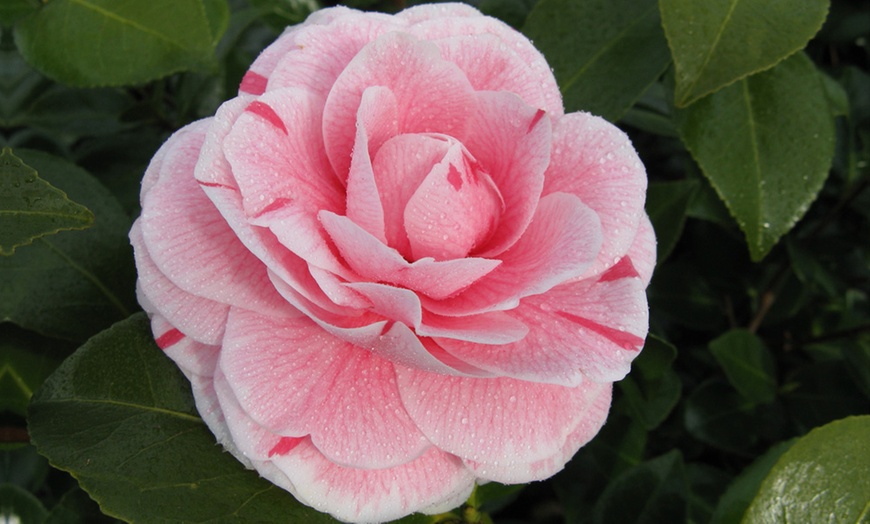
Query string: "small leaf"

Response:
xmin=0 ymin=148 xmax=93 ymax=255
xmin=0 ymin=150 xmax=136 ymax=342
xmin=523 ymin=0 xmax=671 ymax=121
xmin=0 ymin=326 xmax=67 ymax=416
xmin=675 ymin=53 xmax=836 ymax=261
xmin=0 ymin=484 xmax=48 ymax=524
xmin=13 ymin=0 xmax=230 ymax=86
xmin=660 ymin=0 xmax=830 ymax=107
xmin=645 ymin=179 xmax=699 ymax=263
xmin=617 ymin=336 xmax=682 ymax=430
xmin=684 ymin=379 xmax=771 ymax=453
xmin=710 ymin=439 xmax=797 ymax=524
xmin=743 ymin=416 xmax=870 ymax=524
xmin=593 ymin=450 xmax=687 ymax=524
xmin=709 ymin=330 xmax=778 ymax=404
xmin=28 ymin=313 xmax=338 ymax=524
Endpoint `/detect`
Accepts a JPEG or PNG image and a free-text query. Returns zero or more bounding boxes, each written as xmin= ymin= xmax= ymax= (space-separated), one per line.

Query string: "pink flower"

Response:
xmin=130 ymin=4 xmax=656 ymax=522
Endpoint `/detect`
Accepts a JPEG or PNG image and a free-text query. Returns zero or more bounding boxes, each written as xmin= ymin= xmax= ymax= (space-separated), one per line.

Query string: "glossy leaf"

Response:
xmin=593 ymin=450 xmax=687 ymax=524
xmin=0 ymin=150 xmax=136 ymax=342
xmin=710 ymin=439 xmax=796 ymax=524
xmin=743 ymin=416 xmax=870 ymax=524
xmin=709 ymin=330 xmax=778 ymax=404
xmin=14 ymin=0 xmax=230 ymax=86
xmin=660 ymin=0 xmax=830 ymax=107
xmin=0 ymin=148 xmax=93 ymax=256
xmin=617 ymin=336 xmax=682 ymax=430
xmin=675 ymin=52 xmax=836 ymax=261
xmin=645 ymin=179 xmax=699 ymax=263
xmin=28 ymin=313 xmax=338 ymax=524
xmin=523 ymin=0 xmax=671 ymax=121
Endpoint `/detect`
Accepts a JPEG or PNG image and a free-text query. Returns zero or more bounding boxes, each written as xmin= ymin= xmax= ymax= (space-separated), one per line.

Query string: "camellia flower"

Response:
xmin=130 ymin=3 xmax=655 ymax=523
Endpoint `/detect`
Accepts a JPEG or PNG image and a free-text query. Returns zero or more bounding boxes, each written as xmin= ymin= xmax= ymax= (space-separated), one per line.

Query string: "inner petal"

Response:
xmin=403 ymin=141 xmax=504 ymax=261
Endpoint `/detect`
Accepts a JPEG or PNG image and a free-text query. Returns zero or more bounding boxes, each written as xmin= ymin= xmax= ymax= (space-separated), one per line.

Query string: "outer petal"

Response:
xmin=271 ymin=442 xmax=475 ymax=524
xmin=132 ymin=222 xmax=228 ymax=346
xmin=407 ymin=11 xmax=563 ymax=116
xmin=149 ymin=309 xmax=220 ymax=380
xmin=322 ymin=31 xmax=476 ymax=179
xmin=628 ymin=213 xmax=657 ymax=286
xmin=138 ymin=120 xmax=286 ymax=317
xmin=219 ymin=308 xmax=431 ymax=468
xmin=426 ymin=192 xmax=602 ymax=316
xmin=464 ymin=382 xmax=612 ymax=483
xmin=438 ymin=257 xmax=649 ymax=385
xmin=545 ymin=112 xmax=648 ymax=278
xmin=395 ymin=367 xmax=602 ymax=468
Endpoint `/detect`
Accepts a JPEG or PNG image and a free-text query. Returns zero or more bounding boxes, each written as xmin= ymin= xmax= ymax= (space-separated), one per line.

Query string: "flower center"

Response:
xmin=401 ymin=139 xmax=504 ymax=261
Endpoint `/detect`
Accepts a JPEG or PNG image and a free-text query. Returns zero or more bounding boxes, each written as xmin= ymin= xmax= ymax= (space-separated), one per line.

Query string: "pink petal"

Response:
xmin=223 ymin=88 xmax=342 ymax=220
xmin=138 ymin=123 xmax=286 ymax=317
xmin=461 ymin=91 xmax=552 ymax=258
xmin=406 ymin=12 xmax=563 ymax=116
xmin=628 ymin=214 xmax=657 ymax=286
xmin=395 ymin=368 xmax=604 ymax=468
xmin=418 ymin=310 xmax=528 ymax=345
xmin=372 ymin=133 xmax=452 ymax=257
xmin=322 ymin=31 xmax=476 ymax=180
xmin=149 ymin=314 xmax=220 ymax=380
xmin=271 ymin=441 xmax=475 ymax=523
xmin=319 ymin=211 xmax=501 ymax=300
xmin=219 ymin=308 xmax=431 ymax=469
xmin=464 ymin=382 xmax=611 ymax=483
xmin=403 ymin=140 xmax=504 ymax=261
xmin=344 ymin=86 xmax=398 ymax=243
xmin=131 ymin=222 xmax=228 ymax=345
xmin=545 ymin=112 xmax=648 ymax=279
xmin=265 ymin=9 xmax=401 ymax=99
xmin=440 ymin=264 xmax=649 ymax=385
xmin=396 ymin=3 xmax=483 ymax=23
xmin=426 ymin=192 xmax=602 ymax=316
xmin=433 ymin=33 xmax=562 ymax=117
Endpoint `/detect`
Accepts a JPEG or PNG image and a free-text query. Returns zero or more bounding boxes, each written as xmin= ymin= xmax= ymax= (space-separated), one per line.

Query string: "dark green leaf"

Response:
xmin=675 ymin=53 xmax=836 ymax=261
xmin=710 ymin=439 xmax=796 ymax=524
xmin=593 ymin=450 xmax=686 ymax=524
xmin=44 ymin=487 xmax=120 ymax=524
xmin=247 ymin=0 xmax=319 ymax=28
xmin=523 ymin=0 xmax=671 ymax=121
xmin=617 ymin=336 xmax=682 ymax=430
xmin=660 ymin=0 xmax=830 ymax=107
xmin=14 ymin=0 xmax=230 ymax=86
xmin=0 ymin=0 xmax=37 ymax=27
xmin=0 ymin=150 xmax=136 ymax=342
xmin=645 ymin=179 xmax=699 ymax=263
xmin=28 ymin=313 xmax=338 ymax=524
xmin=782 ymin=361 xmax=869 ymax=433
xmin=0 ymin=148 xmax=94 ymax=255
xmin=0 ymin=444 xmax=52 ymax=491
xmin=0 ymin=325 xmax=67 ymax=416
xmin=684 ymin=380 xmax=766 ymax=453
xmin=743 ymin=416 xmax=870 ymax=524
xmin=0 ymin=483 xmax=48 ymax=523
xmin=709 ymin=330 xmax=778 ymax=404
xmin=685 ymin=464 xmax=732 ymax=524
xmin=844 ymin=339 xmax=870 ymax=400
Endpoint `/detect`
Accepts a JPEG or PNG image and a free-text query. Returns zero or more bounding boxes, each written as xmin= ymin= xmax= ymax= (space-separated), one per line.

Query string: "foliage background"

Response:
xmin=1 ymin=0 xmax=868 ymax=522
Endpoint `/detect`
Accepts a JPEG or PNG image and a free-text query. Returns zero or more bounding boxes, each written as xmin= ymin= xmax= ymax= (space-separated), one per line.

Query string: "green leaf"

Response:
xmin=645 ymin=179 xmax=699 ymax=263
xmin=0 ymin=150 xmax=136 ymax=342
xmin=617 ymin=336 xmax=682 ymax=430
xmin=28 ymin=313 xmax=338 ymax=524
xmin=593 ymin=450 xmax=687 ymax=524
xmin=0 ymin=0 xmax=38 ymax=27
xmin=743 ymin=416 xmax=870 ymax=524
xmin=675 ymin=53 xmax=836 ymax=261
xmin=14 ymin=0 xmax=230 ymax=86
xmin=710 ymin=439 xmax=796 ymax=524
xmin=0 ymin=148 xmax=94 ymax=256
xmin=44 ymin=487 xmax=120 ymax=524
xmin=0 ymin=483 xmax=48 ymax=524
xmin=684 ymin=379 xmax=771 ymax=453
xmin=522 ymin=0 xmax=671 ymax=121
xmin=0 ymin=326 xmax=67 ymax=416
xmin=709 ymin=330 xmax=778 ymax=404
xmin=660 ymin=0 xmax=830 ymax=107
